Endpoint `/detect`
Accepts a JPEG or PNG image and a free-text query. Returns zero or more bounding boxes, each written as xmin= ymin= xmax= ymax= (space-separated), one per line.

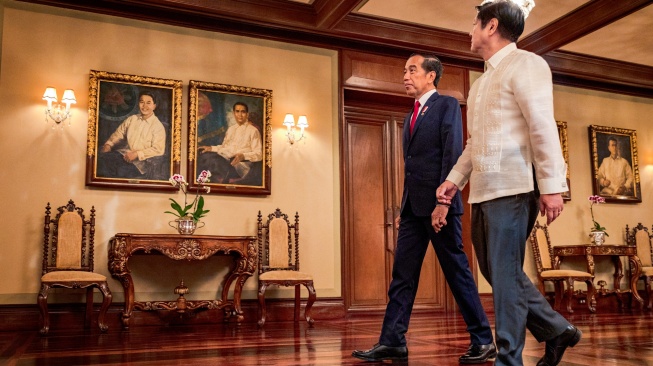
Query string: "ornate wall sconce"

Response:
xmin=283 ymin=113 xmax=308 ymax=145
xmin=42 ymin=87 xmax=76 ymax=128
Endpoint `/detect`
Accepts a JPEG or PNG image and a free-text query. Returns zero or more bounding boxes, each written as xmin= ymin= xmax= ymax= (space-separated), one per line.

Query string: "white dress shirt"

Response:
xmin=597 ymin=155 xmax=633 ymax=195
xmin=446 ymin=43 xmax=568 ymax=203
xmin=210 ymin=121 xmax=263 ymax=177
xmin=104 ymin=114 xmax=166 ymax=174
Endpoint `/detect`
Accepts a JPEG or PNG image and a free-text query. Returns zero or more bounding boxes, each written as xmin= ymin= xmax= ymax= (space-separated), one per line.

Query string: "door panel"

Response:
xmin=345 ymin=108 xmax=446 ymax=311
xmin=346 ymin=119 xmax=390 ymax=307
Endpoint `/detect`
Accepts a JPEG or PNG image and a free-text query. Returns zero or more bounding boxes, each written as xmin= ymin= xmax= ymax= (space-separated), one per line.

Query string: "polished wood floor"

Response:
xmin=2 ymin=309 xmax=653 ymax=365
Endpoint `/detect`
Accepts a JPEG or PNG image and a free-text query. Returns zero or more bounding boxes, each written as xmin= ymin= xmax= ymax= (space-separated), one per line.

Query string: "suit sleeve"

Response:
xmin=440 ymin=98 xmax=464 ymax=185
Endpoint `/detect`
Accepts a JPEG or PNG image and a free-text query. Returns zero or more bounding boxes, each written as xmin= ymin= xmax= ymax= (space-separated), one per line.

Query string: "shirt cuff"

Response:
xmin=537 ymin=177 xmax=569 ymax=194
xmin=446 ymin=169 xmax=468 ymax=190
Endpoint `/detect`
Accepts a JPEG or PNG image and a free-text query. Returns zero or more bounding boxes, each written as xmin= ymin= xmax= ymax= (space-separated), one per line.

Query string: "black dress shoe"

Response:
xmin=352 ymin=343 xmax=408 ymax=361
xmin=459 ymin=343 xmax=497 ymax=364
xmin=537 ymin=325 xmax=582 ymax=366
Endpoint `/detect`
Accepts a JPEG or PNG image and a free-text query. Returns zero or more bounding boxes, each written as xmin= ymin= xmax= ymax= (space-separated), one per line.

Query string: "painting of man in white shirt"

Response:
xmin=597 ymin=135 xmax=634 ymax=196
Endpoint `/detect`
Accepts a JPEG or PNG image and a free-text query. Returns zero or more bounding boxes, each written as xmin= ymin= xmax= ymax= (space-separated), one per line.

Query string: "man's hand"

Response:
xmin=123 ymin=150 xmax=138 ymax=163
xmin=198 ymin=146 xmax=211 ymax=153
xmin=101 ymin=144 xmax=111 ymax=153
xmin=615 ymin=186 xmax=627 ymax=195
xmin=539 ymin=193 xmax=564 ymax=225
xmin=431 ymin=205 xmax=449 ymax=233
xmin=231 ymin=153 xmax=245 ymax=166
xmin=394 ymin=215 xmax=401 ymax=228
xmin=436 ymin=181 xmax=459 ymax=205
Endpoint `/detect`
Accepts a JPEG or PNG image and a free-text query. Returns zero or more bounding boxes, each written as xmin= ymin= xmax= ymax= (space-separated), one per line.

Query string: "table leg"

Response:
xmin=118 ymin=274 xmax=135 ymax=330
xmin=108 ymin=238 xmax=134 ymax=330
xmin=232 ymin=274 xmax=251 ymax=322
xmin=585 ymin=253 xmax=595 ymax=276
xmin=221 ymin=269 xmax=238 ymax=320
xmin=611 ymin=255 xmax=627 ymax=308
xmin=221 ymin=254 xmax=252 ymax=322
xmin=629 ymin=255 xmax=644 ymax=309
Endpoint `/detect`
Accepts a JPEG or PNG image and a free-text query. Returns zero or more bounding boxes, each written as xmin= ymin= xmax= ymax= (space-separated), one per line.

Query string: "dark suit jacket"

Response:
xmin=401 ymin=91 xmax=464 ymax=217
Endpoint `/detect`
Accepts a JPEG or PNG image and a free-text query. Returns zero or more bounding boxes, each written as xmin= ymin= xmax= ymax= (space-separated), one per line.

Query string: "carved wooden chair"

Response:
xmin=257 ymin=209 xmax=316 ymax=326
xmin=626 ymin=223 xmax=653 ymax=309
xmin=38 ymin=200 xmax=112 ymax=335
xmin=529 ymin=220 xmax=596 ymax=313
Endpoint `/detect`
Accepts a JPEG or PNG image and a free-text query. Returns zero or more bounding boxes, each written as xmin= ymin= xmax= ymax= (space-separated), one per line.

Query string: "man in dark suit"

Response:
xmin=352 ymin=53 xmax=495 ymax=363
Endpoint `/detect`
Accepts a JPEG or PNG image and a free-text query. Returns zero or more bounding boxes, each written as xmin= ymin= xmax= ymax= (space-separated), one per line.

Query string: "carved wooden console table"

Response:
xmin=553 ymin=244 xmax=643 ymax=309
xmin=109 ymin=233 xmax=257 ymax=330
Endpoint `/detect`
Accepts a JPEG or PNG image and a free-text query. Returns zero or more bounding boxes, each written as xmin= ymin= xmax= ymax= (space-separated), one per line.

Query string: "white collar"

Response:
xmin=487 ymin=43 xmax=517 ymax=70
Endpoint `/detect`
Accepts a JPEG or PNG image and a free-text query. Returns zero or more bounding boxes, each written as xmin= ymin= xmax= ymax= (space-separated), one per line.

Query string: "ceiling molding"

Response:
xmin=14 ymin=0 xmax=653 ymax=97
xmin=332 ymin=14 xmax=478 ymax=61
xmin=313 ymin=0 xmax=366 ymax=29
xmin=544 ymin=51 xmax=653 ymax=90
xmin=518 ymin=0 xmax=653 ymax=55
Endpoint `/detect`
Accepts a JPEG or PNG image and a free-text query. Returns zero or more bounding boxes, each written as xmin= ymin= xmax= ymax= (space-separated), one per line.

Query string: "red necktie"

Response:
xmin=409 ymin=101 xmax=421 ymax=135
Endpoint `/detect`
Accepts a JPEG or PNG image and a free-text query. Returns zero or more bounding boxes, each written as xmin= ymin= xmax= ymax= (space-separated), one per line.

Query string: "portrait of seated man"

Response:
xmin=597 ymin=135 xmax=634 ymax=196
xmin=197 ymin=101 xmax=263 ymax=185
xmin=97 ymin=91 xmax=168 ymax=180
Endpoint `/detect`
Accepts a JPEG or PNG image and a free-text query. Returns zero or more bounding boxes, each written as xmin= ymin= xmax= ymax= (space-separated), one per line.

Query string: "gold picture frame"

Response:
xmin=588 ymin=125 xmax=641 ymax=203
xmin=557 ymin=121 xmax=571 ymax=201
xmin=187 ymin=80 xmax=272 ymax=195
xmin=86 ymin=70 xmax=182 ymax=191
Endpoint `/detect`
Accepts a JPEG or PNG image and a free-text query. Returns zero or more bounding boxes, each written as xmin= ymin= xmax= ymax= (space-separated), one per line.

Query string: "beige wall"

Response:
xmin=0 ymin=1 xmax=340 ymax=304
xmin=473 ymin=70 xmax=653 ymax=293
xmin=1 ymin=0 xmax=651 ymax=306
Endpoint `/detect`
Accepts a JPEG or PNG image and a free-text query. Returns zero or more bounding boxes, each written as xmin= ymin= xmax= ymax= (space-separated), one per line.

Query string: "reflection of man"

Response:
xmin=197 ymin=102 xmax=262 ymax=183
xmin=598 ymin=136 xmax=633 ymax=196
xmin=97 ymin=92 xmax=166 ymax=179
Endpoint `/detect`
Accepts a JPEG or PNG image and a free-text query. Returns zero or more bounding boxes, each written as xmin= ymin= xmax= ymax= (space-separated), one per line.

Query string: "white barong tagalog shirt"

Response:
xmin=446 ymin=43 xmax=568 ymax=203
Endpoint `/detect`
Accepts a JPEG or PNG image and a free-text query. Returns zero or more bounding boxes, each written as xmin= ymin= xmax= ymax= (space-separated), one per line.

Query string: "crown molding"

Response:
xmin=15 ymin=0 xmax=653 ymax=97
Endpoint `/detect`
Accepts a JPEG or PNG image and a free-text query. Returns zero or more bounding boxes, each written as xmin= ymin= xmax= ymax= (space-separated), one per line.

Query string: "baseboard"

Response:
xmin=0 ymin=298 xmax=347 ymax=332
xmin=3 ymin=291 xmax=639 ymax=332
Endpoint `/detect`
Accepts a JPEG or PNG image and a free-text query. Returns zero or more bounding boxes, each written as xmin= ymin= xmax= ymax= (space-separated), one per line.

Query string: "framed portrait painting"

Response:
xmin=588 ymin=125 xmax=641 ymax=203
xmin=557 ymin=121 xmax=571 ymax=201
xmin=187 ymin=80 xmax=272 ymax=195
xmin=85 ymin=70 xmax=182 ymax=191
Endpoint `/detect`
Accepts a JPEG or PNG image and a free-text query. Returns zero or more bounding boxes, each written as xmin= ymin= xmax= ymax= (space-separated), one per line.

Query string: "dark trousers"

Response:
xmin=196 ymin=152 xmax=240 ymax=182
xmin=380 ymin=197 xmax=493 ymax=347
xmin=97 ymin=151 xmax=142 ymax=178
xmin=471 ymin=191 xmax=570 ymax=366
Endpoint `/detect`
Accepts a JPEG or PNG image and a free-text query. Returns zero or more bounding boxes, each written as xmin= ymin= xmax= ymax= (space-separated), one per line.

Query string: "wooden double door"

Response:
xmin=343 ymin=104 xmax=452 ymax=313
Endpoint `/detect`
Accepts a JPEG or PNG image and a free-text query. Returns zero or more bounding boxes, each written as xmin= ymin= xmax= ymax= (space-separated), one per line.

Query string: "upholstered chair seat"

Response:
xmin=259 ymin=270 xmax=313 ymax=282
xmin=42 ymin=271 xmax=108 ymax=282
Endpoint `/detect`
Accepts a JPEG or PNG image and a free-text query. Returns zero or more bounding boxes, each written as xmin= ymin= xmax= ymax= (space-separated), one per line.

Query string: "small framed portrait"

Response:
xmin=85 ymin=70 xmax=182 ymax=191
xmin=187 ymin=80 xmax=272 ymax=195
xmin=588 ymin=125 xmax=641 ymax=203
xmin=557 ymin=121 xmax=571 ymax=201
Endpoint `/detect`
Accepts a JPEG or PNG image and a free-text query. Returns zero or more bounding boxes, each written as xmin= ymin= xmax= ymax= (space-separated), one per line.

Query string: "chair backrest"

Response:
xmin=529 ymin=220 xmax=554 ymax=273
xmin=257 ymin=209 xmax=299 ymax=275
xmin=627 ymin=223 xmax=652 ymax=267
xmin=42 ymin=200 xmax=95 ymax=275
